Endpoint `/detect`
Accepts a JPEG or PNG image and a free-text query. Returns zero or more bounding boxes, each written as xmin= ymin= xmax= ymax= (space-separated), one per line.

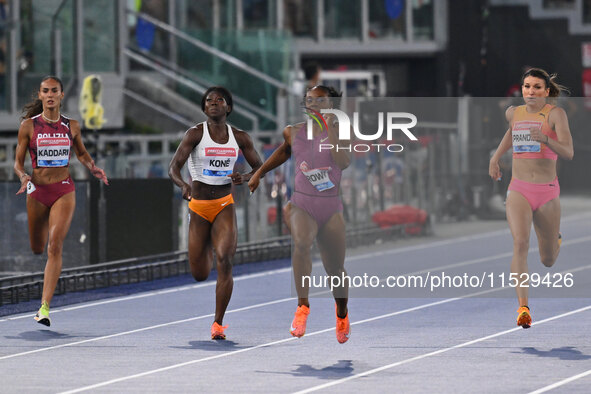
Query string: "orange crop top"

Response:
xmin=511 ymin=104 xmax=557 ymax=160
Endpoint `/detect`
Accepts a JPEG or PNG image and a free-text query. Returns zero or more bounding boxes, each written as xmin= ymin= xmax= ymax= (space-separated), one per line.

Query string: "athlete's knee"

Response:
xmin=512 ymin=238 xmax=529 ymax=254
xmin=46 ymin=240 xmax=64 ymax=258
xmin=191 ymin=269 xmax=209 ymax=282
xmin=31 ymin=245 xmax=44 ymax=255
xmin=293 ymin=238 xmax=314 ymax=255
xmin=216 ymin=258 xmax=233 ymax=276
xmin=324 ymin=264 xmax=345 ymax=278
xmin=215 ymin=248 xmax=235 ymax=268
xmin=189 ymin=262 xmax=210 ymax=282
xmin=540 ymin=254 xmax=557 ymax=268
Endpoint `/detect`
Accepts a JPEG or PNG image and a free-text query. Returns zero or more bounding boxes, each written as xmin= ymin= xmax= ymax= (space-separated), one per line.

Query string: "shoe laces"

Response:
xmin=39 ymin=302 xmax=50 ymax=315
xmin=293 ymin=306 xmax=309 ymax=325
xmin=212 ymin=322 xmax=228 ymax=332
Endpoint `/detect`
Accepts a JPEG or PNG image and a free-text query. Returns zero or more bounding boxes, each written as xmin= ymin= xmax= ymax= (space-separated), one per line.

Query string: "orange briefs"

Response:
xmin=188 ymin=194 xmax=234 ymax=223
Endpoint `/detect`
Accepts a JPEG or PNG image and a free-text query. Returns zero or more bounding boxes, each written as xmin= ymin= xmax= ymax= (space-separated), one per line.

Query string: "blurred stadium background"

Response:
xmin=1 ymin=0 xmax=590 ymax=281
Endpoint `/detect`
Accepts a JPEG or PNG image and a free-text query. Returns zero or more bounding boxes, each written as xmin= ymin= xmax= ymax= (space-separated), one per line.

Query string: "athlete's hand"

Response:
xmin=248 ymin=173 xmax=260 ymax=193
xmin=181 ymin=183 xmax=192 ymax=201
xmin=529 ymin=126 xmax=548 ymax=144
xmin=91 ymin=165 xmax=109 ymax=185
xmin=488 ymin=158 xmax=501 ymax=181
xmin=323 ymin=113 xmax=338 ymax=128
xmin=228 ymin=171 xmax=244 ymax=185
xmin=15 ymin=174 xmax=31 ymax=195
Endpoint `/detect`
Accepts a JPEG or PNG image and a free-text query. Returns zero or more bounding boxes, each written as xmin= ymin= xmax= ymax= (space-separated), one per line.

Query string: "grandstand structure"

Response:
xmin=1 ymin=0 xmax=590 ymax=268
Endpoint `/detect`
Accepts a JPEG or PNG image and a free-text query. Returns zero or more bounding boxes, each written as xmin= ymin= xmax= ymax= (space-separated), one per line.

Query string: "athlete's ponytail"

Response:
xmin=547 ymin=73 xmax=569 ymax=98
xmin=21 ymin=76 xmax=64 ymax=120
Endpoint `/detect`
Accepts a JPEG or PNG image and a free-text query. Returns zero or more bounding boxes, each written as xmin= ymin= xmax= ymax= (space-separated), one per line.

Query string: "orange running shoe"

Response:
xmin=516 ymin=306 xmax=531 ymax=329
xmin=211 ymin=322 xmax=228 ymax=340
xmin=336 ymin=310 xmax=350 ymax=344
xmin=290 ymin=305 xmax=310 ymax=338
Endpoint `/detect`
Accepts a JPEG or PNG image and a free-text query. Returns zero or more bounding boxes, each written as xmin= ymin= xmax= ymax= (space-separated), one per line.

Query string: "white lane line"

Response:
xmin=293 ymin=304 xmax=591 ymax=394
xmin=57 ymin=298 xmax=459 ymax=394
xmin=2 ymin=234 xmax=590 ymax=360
xmin=2 ymin=227 xmax=505 ymax=322
xmin=3 ymin=211 xmax=589 ymax=322
xmin=49 ymin=231 xmax=591 ymax=393
xmin=0 ymin=296 xmax=292 ymax=361
xmin=529 ymin=369 xmax=591 ymax=393
xmin=0 ymin=266 xmax=292 ymax=322
xmin=59 ymin=302 xmax=591 ymax=394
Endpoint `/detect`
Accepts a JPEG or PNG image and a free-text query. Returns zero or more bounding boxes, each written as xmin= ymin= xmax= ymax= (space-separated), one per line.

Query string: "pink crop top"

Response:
xmin=511 ymin=104 xmax=557 ymax=160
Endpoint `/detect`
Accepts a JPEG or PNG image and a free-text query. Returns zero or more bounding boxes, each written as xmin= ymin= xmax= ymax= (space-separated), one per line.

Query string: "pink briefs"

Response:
xmin=508 ymin=177 xmax=560 ymax=211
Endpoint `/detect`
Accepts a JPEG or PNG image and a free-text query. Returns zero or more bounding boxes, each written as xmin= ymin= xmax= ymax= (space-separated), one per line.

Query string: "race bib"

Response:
xmin=512 ymin=121 xmax=542 ymax=153
xmin=26 ymin=181 xmax=36 ymax=194
xmin=202 ymin=147 xmax=237 ymax=177
xmin=300 ymin=161 xmax=334 ymax=192
xmin=37 ymin=136 xmax=71 ymax=167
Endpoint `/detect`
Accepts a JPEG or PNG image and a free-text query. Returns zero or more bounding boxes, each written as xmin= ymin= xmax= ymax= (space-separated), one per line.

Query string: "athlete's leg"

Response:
xmin=533 ymin=197 xmax=561 ymax=267
xmin=317 ymin=212 xmax=348 ymax=318
xmin=505 ymin=190 xmax=533 ymax=307
xmin=42 ymin=191 xmax=75 ymax=306
xmin=289 ymin=204 xmax=318 ymax=307
xmin=26 ymin=195 xmax=50 ymax=254
xmin=283 ymin=201 xmax=292 ymax=233
xmin=210 ymin=205 xmax=237 ymax=325
xmin=188 ymin=211 xmax=213 ymax=281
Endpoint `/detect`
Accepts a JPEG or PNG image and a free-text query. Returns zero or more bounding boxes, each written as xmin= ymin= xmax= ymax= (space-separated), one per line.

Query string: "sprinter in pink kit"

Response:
xmin=249 ymin=86 xmax=351 ymax=343
xmin=489 ymin=68 xmax=573 ymax=328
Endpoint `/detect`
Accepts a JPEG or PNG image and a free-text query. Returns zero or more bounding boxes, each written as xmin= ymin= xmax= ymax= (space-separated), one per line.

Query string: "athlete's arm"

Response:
xmin=324 ymin=114 xmax=351 ymax=170
xmin=544 ymin=107 xmax=574 ymax=160
xmin=248 ymin=125 xmax=293 ymax=193
xmin=229 ymin=129 xmax=263 ymax=185
xmin=14 ymin=119 xmax=33 ymax=194
xmin=489 ymin=106 xmax=515 ymax=180
xmin=71 ymin=120 xmax=109 ymax=185
xmin=169 ymin=126 xmax=202 ymax=200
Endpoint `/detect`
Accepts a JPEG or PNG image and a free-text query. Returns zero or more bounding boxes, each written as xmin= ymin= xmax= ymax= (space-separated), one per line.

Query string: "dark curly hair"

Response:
xmin=305 ymin=84 xmax=342 ymax=99
xmin=302 ymin=85 xmax=342 ymax=108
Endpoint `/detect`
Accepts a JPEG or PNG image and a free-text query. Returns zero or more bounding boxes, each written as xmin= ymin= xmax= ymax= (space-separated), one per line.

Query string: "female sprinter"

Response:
xmin=489 ymin=68 xmax=573 ymax=328
xmin=14 ymin=76 xmax=109 ymax=326
xmin=168 ymin=86 xmax=262 ymax=340
xmin=248 ymin=85 xmax=351 ymax=344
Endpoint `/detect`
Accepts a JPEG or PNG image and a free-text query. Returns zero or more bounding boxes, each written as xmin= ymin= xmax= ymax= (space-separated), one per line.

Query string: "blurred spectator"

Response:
xmin=141 ymin=0 xmax=167 ymax=55
xmin=284 ymin=0 xmax=316 ymax=36
xmin=303 ymin=62 xmax=321 ymax=89
xmin=291 ymin=61 xmax=322 ymax=96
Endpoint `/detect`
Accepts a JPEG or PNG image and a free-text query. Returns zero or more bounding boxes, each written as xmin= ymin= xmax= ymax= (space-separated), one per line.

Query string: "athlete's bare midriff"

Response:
xmin=31 ymin=167 xmax=71 ymax=185
xmin=191 ymin=180 xmax=232 ymax=200
xmin=512 ymin=157 xmax=557 ymax=183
